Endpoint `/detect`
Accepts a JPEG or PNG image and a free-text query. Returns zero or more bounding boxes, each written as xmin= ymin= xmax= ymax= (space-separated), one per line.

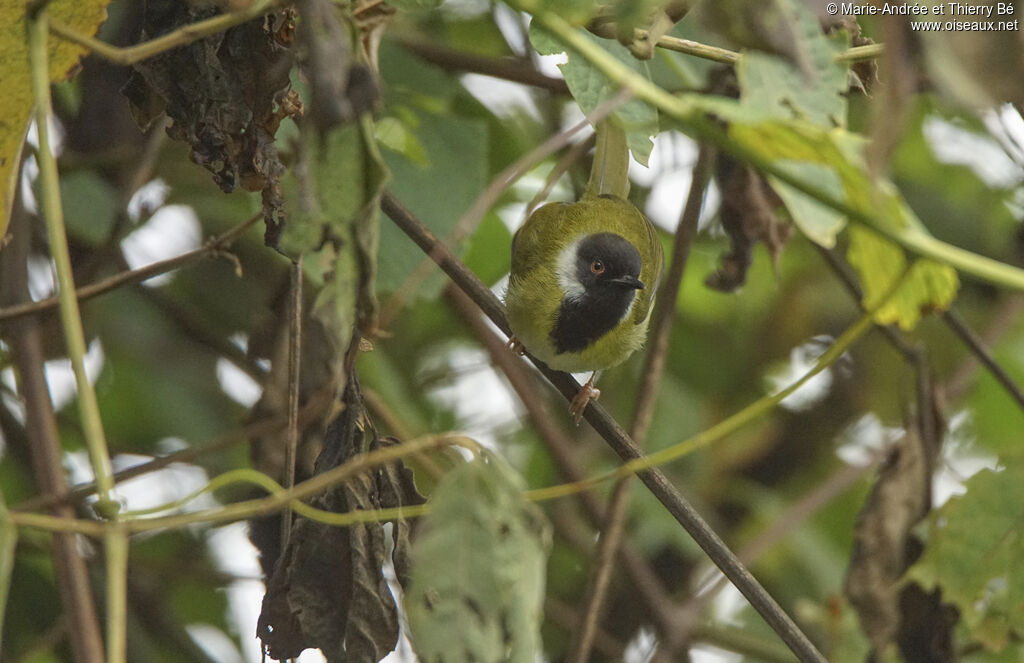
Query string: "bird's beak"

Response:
xmin=610 ymin=275 xmax=644 ymax=290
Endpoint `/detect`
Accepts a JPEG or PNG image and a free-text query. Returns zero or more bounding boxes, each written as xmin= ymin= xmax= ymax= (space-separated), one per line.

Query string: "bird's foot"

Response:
xmin=569 ymin=378 xmax=600 ymax=426
xmin=505 ymin=336 xmax=526 ymax=356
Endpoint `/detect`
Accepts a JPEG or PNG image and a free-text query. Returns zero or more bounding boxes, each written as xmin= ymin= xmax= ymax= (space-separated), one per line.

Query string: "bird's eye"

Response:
xmin=590 ymin=260 xmax=605 ymax=275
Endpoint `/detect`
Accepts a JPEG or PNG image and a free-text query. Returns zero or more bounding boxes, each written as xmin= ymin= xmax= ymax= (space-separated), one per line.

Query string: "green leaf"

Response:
xmin=59 ymin=170 xmax=118 ymax=246
xmin=769 ymin=161 xmax=846 ymax=248
xmin=906 ymin=462 xmax=1024 ymax=651
xmin=736 ymin=0 xmax=850 ymax=127
xmin=847 ymin=225 xmax=958 ymax=331
xmin=0 ymin=492 xmax=15 ymax=643
xmin=375 ymin=116 xmax=428 ymax=166
xmin=529 ymin=22 xmax=658 ymax=165
xmin=463 ymin=212 xmax=512 ymax=287
xmin=280 ymin=115 xmax=388 ymax=342
xmin=692 ymin=103 xmax=962 ymax=322
xmin=406 ymin=455 xmax=551 ymax=663
xmin=378 ymin=110 xmax=488 ymax=296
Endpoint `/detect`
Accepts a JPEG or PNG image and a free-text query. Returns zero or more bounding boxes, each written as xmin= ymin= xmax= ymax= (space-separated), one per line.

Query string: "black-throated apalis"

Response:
xmin=505 ymin=121 xmax=664 ymax=423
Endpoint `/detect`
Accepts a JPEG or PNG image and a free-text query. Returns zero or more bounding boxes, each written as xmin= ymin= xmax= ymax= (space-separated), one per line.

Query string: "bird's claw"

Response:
xmin=569 ymin=382 xmax=600 ymax=426
xmin=505 ymin=336 xmax=526 ymax=356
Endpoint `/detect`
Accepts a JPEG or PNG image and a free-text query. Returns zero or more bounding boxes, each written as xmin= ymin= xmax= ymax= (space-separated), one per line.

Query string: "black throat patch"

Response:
xmin=550 ymin=288 xmax=637 ymax=354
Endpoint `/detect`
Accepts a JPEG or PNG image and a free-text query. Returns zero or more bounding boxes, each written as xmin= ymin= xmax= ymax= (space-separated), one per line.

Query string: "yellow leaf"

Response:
xmin=848 ymin=225 xmax=959 ymax=330
xmin=0 ymin=0 xmax=110 ymax=237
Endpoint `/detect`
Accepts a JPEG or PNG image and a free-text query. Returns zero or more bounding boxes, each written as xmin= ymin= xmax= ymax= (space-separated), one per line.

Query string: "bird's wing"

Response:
xmin=510 ymin=202 xmax=567 ymax=279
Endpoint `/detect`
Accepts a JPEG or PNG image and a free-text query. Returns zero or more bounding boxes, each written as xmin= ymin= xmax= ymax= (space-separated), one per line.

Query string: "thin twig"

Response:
xmin=47 ymin=0 xmax=281 ymax=67
xmin=381 ymin=190 xmax=828 ymax=663
xmin=10 ymin=434 xmax=474 ymax=536
xmin=397 ymin=37 xmax=570 ymax=93
xmin=588 ymin=20 xmax=884 ymax=66
xmin=280 ymin=258 xmax=303 ymax=547
xmin=569 ymin=145 xmax=714 ymax=663
xmin=816 ymin=244 xmax=1024 ymax=410
xmin=941 ymin=306 xmax=1024 ymax=408
xmin=0 ymin=212 xmax=262 ymax=323
xmin=12 ymin=382 xmax=336 ymax=514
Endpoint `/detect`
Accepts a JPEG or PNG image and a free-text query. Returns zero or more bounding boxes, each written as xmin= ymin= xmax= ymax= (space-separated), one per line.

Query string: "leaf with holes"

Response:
xmin=906 ymin=462 xmax=1024 ymax=652
xmin=847 ymin=225 xmax=958 ymax=331
xmin=406 ymin=455 xmax=551 ymax=663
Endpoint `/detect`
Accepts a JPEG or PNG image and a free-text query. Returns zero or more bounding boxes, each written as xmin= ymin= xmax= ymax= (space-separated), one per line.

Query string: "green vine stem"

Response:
xmin=530 ymin=10 xmax=1024 ymax=293
xmin=9 ymin=434 xmax=478 ymax=536
xmin=585 ymin=120 xmax=631 ymax=198
xmin=104 ymin=529 xmax=128 ymax=663
xmin=27 ymin=9 xmax=119 ymax=518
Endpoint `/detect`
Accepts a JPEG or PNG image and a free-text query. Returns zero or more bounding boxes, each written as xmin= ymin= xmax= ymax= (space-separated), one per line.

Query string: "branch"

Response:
xmin=569 ymin=145 xmax=714 ymax=663
xmin=12 ymin=380 xmax=336 ymax=514
xmin=397 ymin=37 xmax=570 ymax=93
xmin=1 ymin=184 xmax=105 ymax=663
xmin=47 ymin=0 xmax=281 ymax=67
xmin=380 ymin=190 xmax=828 ymax=663
xmin=587 ymin=20 xmax=883 ymax=66
xmin=817 ymin=244 xmax=1024 ymax=411
xmin=0 ymin=212 xmax=261 ymax=323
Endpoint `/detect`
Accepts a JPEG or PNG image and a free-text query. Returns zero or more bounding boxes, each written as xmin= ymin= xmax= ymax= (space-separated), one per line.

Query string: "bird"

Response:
xmin=505 ymin=193 xmax=664 ymax=424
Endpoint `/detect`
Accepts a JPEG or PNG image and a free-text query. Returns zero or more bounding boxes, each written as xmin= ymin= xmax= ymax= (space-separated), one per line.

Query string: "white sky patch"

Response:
xmin=641 ymin=132 xmax=720 ymax=233
xmin=983 ymin=104 xmax=1024 ymax=166
xmin=692 ymin=643 xmax=742 ymax=663
xmin=206 ymin=523 xmax=267 ymax=663
xmin=836 ymin=413 xmax=903 ymax=467
xmin=120 ymin=204 xmax=202 ymax=287
xmin=44 ymin=338 xmax=105 ymax=411
xmin=461 ymin=73 xmax=543 ymax=121
xmin=26 ymin=254 xmax=55 ymax=301
xmin=19 ymin=154 xmax=39 ymax=215
xmin=765 ymin=337 xmax=838 ymax=412
xmin=111 ymin=450 xmax=216 ymax=514
xmin=127 ymin=178 xmax=171 ymax=223
xmin=933 ymin=409 xmax=999 ymax=507
xmin=623 ymin=627 xmax=658 ymax=663
xmin=420 ymin=345 xmax=523 ymax=450
xmin=187 ymin=624 xmax=245 ymax=663
xmin=924 ymin=116 xmax=1023 ymax=188
xmin=216 ymin=358 xmax=263 ymax=407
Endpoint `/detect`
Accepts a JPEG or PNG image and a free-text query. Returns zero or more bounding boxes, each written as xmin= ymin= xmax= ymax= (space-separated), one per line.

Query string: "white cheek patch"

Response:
xmin=555 ymin=238 xmax=585 ymax=301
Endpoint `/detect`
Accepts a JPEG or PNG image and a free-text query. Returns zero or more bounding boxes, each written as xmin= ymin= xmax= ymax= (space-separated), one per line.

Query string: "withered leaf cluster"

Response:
xmin=256 ymin=378 xmax=424 ymax=663
xmin=122 ymin=1 xmax=302 ymax=247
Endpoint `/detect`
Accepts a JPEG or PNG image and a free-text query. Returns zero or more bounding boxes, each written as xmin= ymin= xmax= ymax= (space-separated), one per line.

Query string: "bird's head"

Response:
xmin=559 ymin=232 xmax=645 ymax=301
